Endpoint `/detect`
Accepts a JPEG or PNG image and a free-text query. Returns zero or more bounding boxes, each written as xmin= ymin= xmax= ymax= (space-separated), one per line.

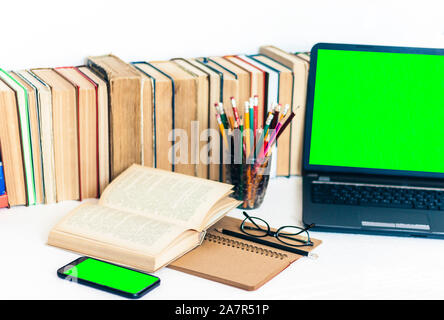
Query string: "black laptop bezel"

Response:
xmin=303 ymin=42 xmax=444 ymax=180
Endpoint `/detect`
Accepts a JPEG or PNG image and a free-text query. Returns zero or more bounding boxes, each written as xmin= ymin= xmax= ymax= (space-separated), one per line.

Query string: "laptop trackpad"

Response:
xmin=360 ymin=210 xmax=431 ymax=231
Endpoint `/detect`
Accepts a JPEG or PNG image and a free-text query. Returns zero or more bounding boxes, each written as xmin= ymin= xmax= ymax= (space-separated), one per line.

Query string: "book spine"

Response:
xmin=0 ymin=161 xmax=8 ymax=208
xmin=0 ymin=161 xmax=5 ymax=195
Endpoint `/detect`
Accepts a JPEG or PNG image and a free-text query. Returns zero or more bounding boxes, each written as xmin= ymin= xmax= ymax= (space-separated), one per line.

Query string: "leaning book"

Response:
xmin=48 ymin=165 xmax=241 ymax=272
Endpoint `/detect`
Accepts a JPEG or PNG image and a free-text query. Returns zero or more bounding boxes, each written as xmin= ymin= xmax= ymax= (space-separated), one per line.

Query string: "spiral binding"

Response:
xmin=205 ymin=233 xmax=288 ymax=260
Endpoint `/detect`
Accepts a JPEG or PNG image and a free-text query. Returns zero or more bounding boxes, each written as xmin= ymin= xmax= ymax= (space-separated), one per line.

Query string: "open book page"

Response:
xmin=201 ymin=196 xmax=242 ymax=230
xmin=99 ymin=165 xmax=234 ymax=230
xmin=53 ymin=203 xmax=188 ymax=255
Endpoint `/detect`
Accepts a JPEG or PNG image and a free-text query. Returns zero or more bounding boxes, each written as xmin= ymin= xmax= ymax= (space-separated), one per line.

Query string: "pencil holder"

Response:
xmin=224 ymin=155 xmax=272 ymax=210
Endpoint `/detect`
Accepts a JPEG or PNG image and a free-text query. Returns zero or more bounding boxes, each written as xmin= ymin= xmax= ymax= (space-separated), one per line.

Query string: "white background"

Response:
xmin=1 ymin=0 xmax=444 ymax=69
xmin=2 ymin=0 xmax=444 ymax=300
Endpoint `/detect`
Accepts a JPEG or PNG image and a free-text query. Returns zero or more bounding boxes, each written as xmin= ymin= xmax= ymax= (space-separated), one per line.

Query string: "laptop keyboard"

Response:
xmin=311 ymin=182 xmax=444 ymax=210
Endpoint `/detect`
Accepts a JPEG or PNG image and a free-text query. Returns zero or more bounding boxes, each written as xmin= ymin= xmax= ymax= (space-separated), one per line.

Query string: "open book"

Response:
xmin=48 ymin=165 xmax=241 ymax=272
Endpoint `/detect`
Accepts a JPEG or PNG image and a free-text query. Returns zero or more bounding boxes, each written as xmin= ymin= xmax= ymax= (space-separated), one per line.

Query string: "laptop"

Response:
xmin=302 ymin=43 xmax=444 ymax=238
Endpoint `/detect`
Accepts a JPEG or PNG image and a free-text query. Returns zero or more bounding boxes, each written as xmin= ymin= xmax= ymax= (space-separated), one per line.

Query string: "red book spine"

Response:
xmin=0 ymin=194 xmax=8 ymax=208
xmin=75 ymin=67 xmax=99 ymax=199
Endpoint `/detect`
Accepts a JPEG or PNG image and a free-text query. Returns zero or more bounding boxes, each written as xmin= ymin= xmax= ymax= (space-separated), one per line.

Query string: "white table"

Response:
xmin=1 ymin=176 xmax=444 ymax=300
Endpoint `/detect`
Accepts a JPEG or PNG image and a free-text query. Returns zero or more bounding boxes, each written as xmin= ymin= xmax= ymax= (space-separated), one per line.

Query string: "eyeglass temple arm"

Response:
xmin=242 ymin=211 xmax=264 ymax=230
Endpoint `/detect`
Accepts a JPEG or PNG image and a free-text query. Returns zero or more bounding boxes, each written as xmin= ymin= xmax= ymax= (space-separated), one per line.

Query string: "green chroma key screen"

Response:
xmin=309 ymin=49 xmax=444 ymax=174
xmin=63 ymin=258 xmax=158 ymax=294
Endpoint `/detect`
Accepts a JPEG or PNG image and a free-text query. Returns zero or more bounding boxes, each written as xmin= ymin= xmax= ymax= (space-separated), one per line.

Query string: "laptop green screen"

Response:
xmin=309 ymin=48 xmax=444 ymax=174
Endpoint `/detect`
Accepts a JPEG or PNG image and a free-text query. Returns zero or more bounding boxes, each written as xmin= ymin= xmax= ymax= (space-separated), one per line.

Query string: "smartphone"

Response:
xmin=57 ymin=256 xmax=160 ymax=299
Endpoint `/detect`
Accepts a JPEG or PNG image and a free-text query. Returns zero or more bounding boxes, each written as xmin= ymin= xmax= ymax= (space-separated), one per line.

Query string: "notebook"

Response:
xmin=169 ymin=216 xmax=322 ymax=291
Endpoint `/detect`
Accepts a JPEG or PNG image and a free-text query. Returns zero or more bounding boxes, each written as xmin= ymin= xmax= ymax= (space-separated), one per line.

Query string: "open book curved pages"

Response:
xmin=48 ymin=165 xmax=241 ymax=272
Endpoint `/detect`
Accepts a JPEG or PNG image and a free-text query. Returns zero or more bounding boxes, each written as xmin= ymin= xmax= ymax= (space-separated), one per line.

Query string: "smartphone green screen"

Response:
xmin=63 ymin=258 xmax=159 ymax=294
xmin=309 ymin=49 xmax=444 ymax=173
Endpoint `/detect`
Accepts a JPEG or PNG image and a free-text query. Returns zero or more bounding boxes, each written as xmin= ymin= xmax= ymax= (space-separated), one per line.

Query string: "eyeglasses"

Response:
xmin=240 ymin=211 xmax=314 ymax=247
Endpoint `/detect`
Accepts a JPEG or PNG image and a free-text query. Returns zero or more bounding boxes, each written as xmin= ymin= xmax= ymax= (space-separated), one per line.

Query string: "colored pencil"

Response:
xmin=253 ymin=95 xmax=258 ymax=138
xmin=249 ymin=98 xmax=254 ymax=150
xmin=279 ymin=104 xmax=290 ymax=121
xmin=216 ymin=102 xmax=229 ymax=129
xmin=216 ymin=112 xmax=229 ymax=147
xmin=244 ymin=101 xmax=250 ymax=158
xmin=276 ymin=112 xmax=295 ymax=140
xmin=230 ymin=97 xmax=240 ymax=128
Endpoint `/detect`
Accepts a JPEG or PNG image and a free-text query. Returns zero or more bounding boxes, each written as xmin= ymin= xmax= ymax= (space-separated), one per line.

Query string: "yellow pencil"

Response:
xmin=244 ymin=101 xmax=250 ymax=158
xmin=216 ymin=113 xmax=229 ymax=147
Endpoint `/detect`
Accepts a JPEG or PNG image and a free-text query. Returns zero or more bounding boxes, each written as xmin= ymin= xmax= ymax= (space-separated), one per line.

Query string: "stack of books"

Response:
xmin=0 ymin=46 xmax=310 ymax=208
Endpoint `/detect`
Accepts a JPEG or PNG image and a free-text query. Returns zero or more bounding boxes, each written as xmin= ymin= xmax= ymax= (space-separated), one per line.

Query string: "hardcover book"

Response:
xmin=32 ymin=68 xmax=79 ymax=202
xmin=131 ymin=62 xmax=173 ymax=172
xmin=48 ymin=165 xmax=241 ymax=272
xmin=87 ymin=54 xmax=142 ymax=180
xmin=19 ymin=70 xmax=58 ymax=204
xmin=250 ymin=54 xmax=294 ymax=177
xmin=0 ymin=69 xmax=36 ymax=205
xmin=176 ymin=58 xmax=222 ymax=182
xmin=55 ymin=67 xmax=99 ymax=200
xmin=77 ymin=66 xmax=110 ymax=195
xmin=10 ymin=72 xmax=45 ymax=203
xmin=259 ymin=46 xmax=310 ymax=176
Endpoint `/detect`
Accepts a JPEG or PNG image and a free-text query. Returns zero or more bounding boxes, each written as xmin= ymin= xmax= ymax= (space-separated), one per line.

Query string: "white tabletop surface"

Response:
xmin=1 ymin=176 xmax=444 ymax=300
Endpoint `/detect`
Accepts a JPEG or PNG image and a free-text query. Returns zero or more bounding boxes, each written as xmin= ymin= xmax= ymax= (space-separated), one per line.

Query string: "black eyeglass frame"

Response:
xmin=240 ymin=211 xmax=314 ymax=247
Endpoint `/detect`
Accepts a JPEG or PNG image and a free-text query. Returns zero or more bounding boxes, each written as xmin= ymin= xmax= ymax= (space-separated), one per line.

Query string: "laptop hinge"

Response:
xmin=318 ymin=176 xmax=330 ymax=182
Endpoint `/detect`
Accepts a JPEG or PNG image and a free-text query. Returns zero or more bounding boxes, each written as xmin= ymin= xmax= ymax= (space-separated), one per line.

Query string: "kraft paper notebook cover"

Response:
xmin=169 ymin=216 xmax=321 ymax=291
xmin=259 ymin=46 xmax=309 ymax=176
